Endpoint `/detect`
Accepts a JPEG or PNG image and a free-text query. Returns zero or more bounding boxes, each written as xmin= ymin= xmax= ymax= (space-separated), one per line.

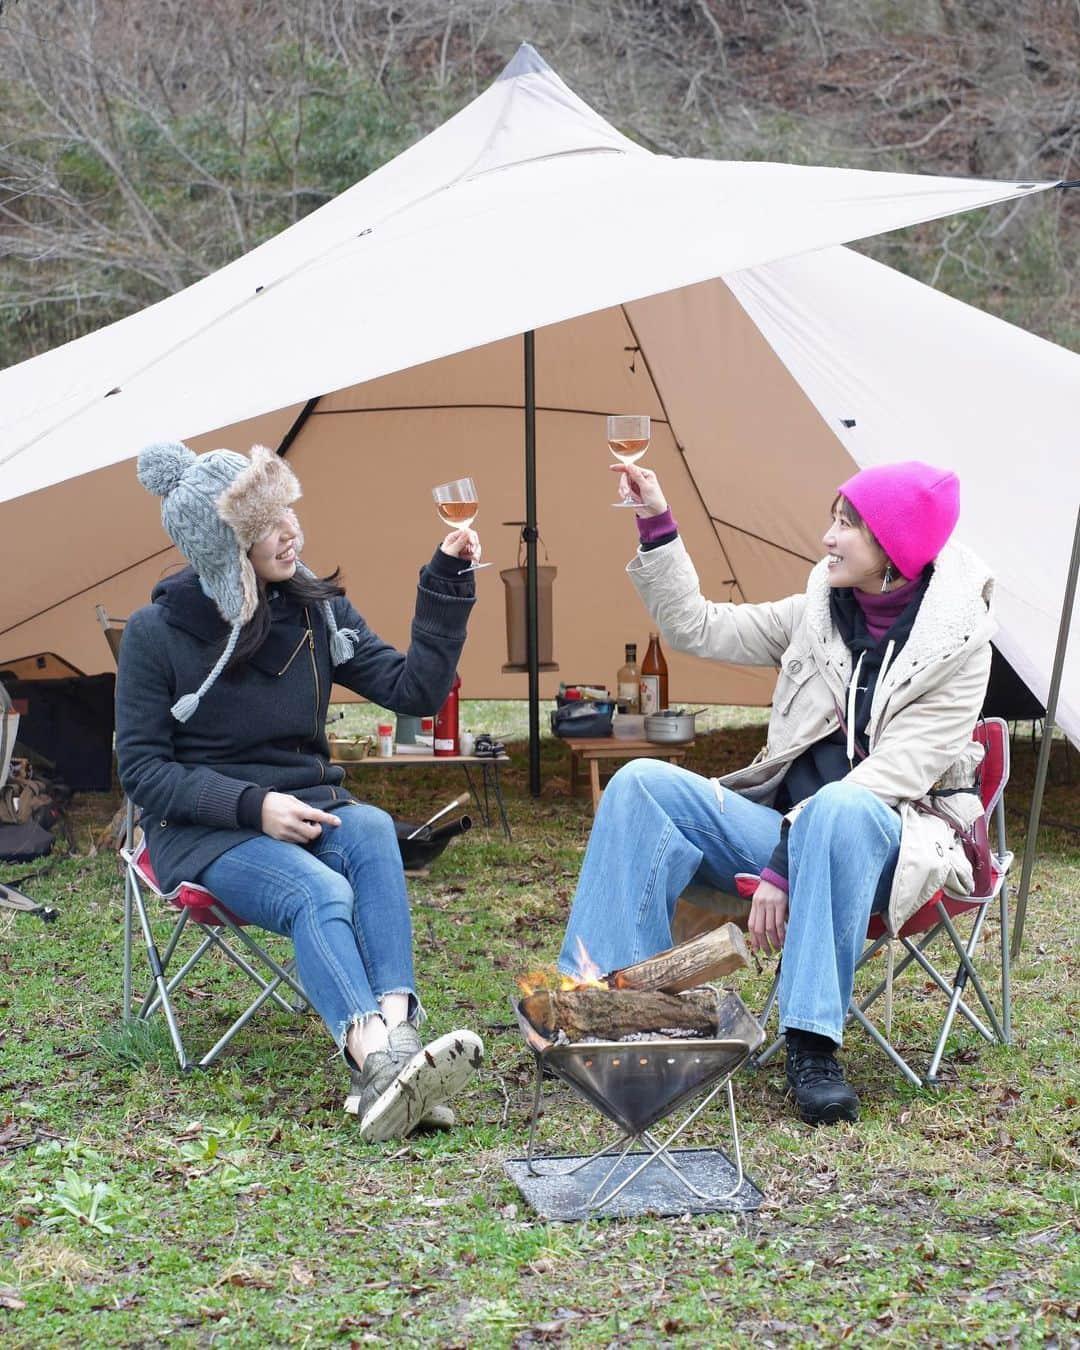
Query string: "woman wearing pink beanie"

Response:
xmin=557 ymin=458 xmax=995 ymax=1126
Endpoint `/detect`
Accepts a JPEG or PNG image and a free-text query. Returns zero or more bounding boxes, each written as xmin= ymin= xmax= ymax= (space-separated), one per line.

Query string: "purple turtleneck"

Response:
xmin=854 ymin=573 xmax=923 ymax=640
xmin=636 ymin=507 xmax=678 ymax=547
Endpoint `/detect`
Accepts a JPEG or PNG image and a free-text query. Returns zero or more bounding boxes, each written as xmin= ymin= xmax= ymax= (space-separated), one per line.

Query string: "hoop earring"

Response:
xmin=880 ymin=563 xmax=895 ymax=593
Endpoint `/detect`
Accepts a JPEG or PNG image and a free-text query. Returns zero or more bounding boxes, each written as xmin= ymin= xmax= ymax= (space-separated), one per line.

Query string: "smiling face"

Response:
xmin=248 ymin=510 xmax=301 ymax=584
xmin=823 ymin=496 xmax=894 ymax=593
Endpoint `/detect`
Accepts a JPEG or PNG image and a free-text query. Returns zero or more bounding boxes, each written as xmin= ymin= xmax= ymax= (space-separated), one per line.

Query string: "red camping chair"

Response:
xmin=754 ymin=717 xmax=1014 ymax=1088
xmin=121 ymin=803 xmax=308 ymax=1070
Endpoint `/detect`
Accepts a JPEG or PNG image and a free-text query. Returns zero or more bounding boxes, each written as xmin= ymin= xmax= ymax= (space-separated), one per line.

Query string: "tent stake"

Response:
xmin=524 ymin=330 xmax=541 ymax=797
xmin=1010 ymin=500 xmax=1080 ymax=958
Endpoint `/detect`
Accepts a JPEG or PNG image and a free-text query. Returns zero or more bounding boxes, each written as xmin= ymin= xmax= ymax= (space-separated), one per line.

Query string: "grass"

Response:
xmin=1 ymin=709 xmax=1077 ymax=1347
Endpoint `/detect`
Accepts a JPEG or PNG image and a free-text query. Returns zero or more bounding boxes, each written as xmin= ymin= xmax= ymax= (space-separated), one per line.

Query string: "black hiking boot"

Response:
xmin=785 ymin=1037 xmax=859 ymax=1126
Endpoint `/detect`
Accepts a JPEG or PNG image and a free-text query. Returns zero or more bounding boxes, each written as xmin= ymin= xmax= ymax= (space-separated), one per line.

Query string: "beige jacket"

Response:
xmin=627 ymin=537 xmax=996 ymax=932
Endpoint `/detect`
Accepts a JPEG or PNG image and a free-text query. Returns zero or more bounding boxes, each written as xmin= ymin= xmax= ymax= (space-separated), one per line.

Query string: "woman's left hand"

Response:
xmin=440 ymin=527 xmax=481 ymax=566
xmin=748 ymin=879 xmax=788 ymax=955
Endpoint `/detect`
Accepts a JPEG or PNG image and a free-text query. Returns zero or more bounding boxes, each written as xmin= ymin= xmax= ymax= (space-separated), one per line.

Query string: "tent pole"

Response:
xmin=524 ymin=331 xmax=541 ymax=797
xmin=1010 ymin=500 xmax=1080 ymax=959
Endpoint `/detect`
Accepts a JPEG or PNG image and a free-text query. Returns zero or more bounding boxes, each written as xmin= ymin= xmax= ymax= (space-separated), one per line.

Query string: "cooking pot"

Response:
xmin=644 ymin=709 xmax=701 ymax=744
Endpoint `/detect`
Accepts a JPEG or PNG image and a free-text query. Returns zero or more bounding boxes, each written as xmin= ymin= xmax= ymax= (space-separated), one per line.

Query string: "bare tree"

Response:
xmin=0 ymin=0 xmax=1075 ymax=365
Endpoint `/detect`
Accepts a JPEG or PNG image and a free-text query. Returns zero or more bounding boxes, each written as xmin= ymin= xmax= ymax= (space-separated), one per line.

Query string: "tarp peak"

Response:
xmin=497 ymin=42 xmax=552 ymax=80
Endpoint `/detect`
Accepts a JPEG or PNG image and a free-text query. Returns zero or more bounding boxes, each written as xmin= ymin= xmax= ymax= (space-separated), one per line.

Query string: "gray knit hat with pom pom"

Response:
xmin=138 ymin=440 xmax=361 ymax=722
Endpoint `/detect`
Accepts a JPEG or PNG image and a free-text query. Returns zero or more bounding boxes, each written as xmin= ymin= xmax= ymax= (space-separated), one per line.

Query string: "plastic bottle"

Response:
xmin=377 ymin=722 xmax=394 ymax=757
xmin=640 ymin=632 xmax=669 ymax=715
xmin=434 ymin=676 xmax=461 ymax=756
xmin=617 ymin=643 xmax=640 ymax=714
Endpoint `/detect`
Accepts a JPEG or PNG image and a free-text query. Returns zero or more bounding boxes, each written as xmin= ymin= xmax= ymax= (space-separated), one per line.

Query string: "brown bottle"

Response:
xmin=640 ymin=632 xmax=668 ymax=715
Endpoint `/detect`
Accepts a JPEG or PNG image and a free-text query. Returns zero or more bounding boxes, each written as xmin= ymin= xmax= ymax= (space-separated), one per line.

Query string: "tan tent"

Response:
xmin=2 ymin=46 xmax=1076 ymax=749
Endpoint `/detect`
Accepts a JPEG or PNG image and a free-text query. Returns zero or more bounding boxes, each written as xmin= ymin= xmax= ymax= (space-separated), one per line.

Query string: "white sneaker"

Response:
xmin=358 ymin=1030 xmax=483 ymax=1142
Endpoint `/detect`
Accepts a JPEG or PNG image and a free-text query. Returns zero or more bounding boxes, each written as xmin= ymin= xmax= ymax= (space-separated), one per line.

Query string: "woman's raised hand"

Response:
xmin=261 ymin=791 xmax=341 ymax=843
xmin=611 ymin=464 xmax=668 ymax=517
xmin=440 ymin=527 xmax=482 ymax=568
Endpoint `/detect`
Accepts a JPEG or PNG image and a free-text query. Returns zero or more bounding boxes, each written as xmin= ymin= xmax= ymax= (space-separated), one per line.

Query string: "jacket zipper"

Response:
xmin=276 ymin=630 xmax=310 ymax=677
xmin=304 ymin=606 xmax=324 ymax=781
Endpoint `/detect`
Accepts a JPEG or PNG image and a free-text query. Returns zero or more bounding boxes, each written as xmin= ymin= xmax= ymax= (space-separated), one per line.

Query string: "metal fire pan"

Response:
xmin=514 ymin=992 xmax=764 ymax=1136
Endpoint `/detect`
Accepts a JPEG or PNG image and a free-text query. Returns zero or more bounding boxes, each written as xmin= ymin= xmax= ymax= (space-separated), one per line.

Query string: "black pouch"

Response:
xmin=0 ymin=821 xmax=55 ymax=862
xmin=550 ymin=701 xmax=614 ymax=739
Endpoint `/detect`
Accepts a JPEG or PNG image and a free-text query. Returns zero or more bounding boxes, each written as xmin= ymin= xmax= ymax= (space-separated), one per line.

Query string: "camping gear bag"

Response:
xmin=0 ymin=820 xmax=55 ymax=862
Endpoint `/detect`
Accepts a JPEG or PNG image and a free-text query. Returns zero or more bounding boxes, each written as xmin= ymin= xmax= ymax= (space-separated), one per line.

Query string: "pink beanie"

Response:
xmin=838 ymin=460 xmax=960 ymax=580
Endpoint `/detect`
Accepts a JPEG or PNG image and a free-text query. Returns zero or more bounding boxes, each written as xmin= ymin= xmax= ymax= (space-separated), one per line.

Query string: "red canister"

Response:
xmin=433 ymin=676 xmax=461 ymax=757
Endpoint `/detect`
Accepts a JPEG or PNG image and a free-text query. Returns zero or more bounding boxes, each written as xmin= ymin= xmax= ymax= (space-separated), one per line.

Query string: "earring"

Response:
xmin=880 ymin=564 xmax=895 ymax=593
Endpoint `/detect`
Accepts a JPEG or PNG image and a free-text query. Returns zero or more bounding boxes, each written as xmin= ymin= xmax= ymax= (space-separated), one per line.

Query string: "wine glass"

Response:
xmin=607 ymin=414 xmax=650 ymax=507
xmin=431 ymin=476 xmax=491 ymax=573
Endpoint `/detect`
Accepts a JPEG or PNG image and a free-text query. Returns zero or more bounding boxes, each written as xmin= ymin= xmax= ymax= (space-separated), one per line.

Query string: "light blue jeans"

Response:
xmin=199 ymin=804 xmax=417 ymax=1053
xmin=558 ymin=760 xmax=900 ymax=1045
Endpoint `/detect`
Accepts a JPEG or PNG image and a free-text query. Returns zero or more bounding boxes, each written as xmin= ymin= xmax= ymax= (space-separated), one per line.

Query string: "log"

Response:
xmin=611 ymin=922 xmax=750 ymax=994
xmin=521 ymin=986 xmax=719 ymax=1042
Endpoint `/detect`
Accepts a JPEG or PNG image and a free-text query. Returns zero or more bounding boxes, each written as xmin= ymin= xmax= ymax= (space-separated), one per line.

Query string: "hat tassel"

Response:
xmin=322 ymin=597 xmax=359 ymax=666
xmin=171 ymin=622 xmax=243 ymax=722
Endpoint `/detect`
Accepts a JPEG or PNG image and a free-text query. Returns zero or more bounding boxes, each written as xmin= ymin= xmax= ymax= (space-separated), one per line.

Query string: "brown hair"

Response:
xmin=831 ymin=493 xmax=903 ymax=580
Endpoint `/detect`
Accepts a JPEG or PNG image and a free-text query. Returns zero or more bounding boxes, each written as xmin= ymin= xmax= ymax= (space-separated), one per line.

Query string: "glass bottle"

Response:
xmin=640 ymin=632 xmax=669 ymax=714
xmin=616 ymin=643 xmax=640 ymax=713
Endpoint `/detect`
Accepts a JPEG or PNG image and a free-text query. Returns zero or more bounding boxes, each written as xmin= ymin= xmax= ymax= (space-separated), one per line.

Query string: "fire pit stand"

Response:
xmin=504 ymin=992 xmax=765 ymax=1219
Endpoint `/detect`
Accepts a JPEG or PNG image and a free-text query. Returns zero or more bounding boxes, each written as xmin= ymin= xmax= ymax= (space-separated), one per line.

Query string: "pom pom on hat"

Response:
xmin=838 ymin=460 xmax=960 ymax=580
xmin=137 ymin=441 xmax=196 ymax=498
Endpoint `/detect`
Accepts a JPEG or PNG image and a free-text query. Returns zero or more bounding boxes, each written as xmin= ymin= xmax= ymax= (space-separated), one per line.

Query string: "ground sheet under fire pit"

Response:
xmin=504 ymin=1148 xmax=763 ymax=1220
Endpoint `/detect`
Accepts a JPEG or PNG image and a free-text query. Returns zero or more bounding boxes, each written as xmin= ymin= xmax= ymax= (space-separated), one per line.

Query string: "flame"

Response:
xmin=562 ymin=937 xmax=608 ymax=990
xmin=517 ymin=938 xmax=611 ymax=996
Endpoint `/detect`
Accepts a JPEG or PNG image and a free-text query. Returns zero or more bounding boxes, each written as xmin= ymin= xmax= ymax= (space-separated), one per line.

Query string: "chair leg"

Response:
xmin=201 ymin=918 xmax=308 ymax=1012
xmin=750 ymin=962 xmax=784 ymax=1067
xmin=936 ymin=907 xmax=1007 ymax=1043
xmin=130 ymin=883 xmax=190 ymax=1071
xmin=123 ymin=868 xmax=135 ymax=1024
xmin=846 ymin=1003 xmax=924 ymax=1088
xmin=897 ymin=935 xmax=996 ymax=1043
xmin=122 ymin=801 xmax=136 ymax=1023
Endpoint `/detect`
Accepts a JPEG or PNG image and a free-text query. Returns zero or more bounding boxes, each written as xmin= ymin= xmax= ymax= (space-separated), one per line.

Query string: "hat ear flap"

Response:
xmin=237 ymin=551 xmax=259 ymax=624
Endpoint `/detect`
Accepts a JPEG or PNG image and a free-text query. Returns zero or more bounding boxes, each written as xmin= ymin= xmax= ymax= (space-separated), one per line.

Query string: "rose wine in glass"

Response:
xmin=607 ymin=414 xmax=650 ymax=507
xmin=431 ymin=476 xmax=491 ymax=572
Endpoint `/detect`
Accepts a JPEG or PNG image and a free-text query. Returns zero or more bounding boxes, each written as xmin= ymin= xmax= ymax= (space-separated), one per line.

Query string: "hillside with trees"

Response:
xmin=0 ymin=0 xmax=1076 ymax=368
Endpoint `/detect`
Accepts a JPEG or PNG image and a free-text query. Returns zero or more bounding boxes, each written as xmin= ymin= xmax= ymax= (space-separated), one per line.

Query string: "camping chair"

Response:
xmin=120 ymin=802 xmax=309 ymax=1070
xmin=103 ymin=608 xmax=311 ymax=1068
xmin=753 ymin=717 xmax=1015 ymax=1087
xmin=95 ymin=605 xmax=126 ymax=665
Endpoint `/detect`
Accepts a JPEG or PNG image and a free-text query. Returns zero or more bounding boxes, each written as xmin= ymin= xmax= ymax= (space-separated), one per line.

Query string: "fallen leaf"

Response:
xmin=290 ymin=1262 xmax=315 ymax=1288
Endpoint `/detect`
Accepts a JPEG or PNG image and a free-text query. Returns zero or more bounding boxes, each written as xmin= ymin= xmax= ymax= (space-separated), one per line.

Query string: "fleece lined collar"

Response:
xmin=803 ymin=541 xmax=994 ymax=692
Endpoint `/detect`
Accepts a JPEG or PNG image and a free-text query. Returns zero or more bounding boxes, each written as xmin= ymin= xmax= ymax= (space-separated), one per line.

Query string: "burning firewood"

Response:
xmin=517 ymin=924 xmax=753 ymax=1043
xmin=520 ymin=985 xmax=721 ymax=1042
xmin=610 ymin=923 xmax=750 ymax=994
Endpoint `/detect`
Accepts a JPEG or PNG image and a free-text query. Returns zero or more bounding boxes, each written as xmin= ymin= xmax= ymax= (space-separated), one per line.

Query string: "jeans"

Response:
xmin=558 ymin=760 xmax=900 ymax=1045
xmin=199 ymin=804 xmax=417 ymax=1052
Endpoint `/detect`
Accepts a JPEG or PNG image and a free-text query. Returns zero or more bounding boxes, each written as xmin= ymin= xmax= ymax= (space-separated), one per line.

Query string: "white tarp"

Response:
xmin=0 ymin=43 xmax=1075 ymax=742
xmin=0 ymin=44 xmax=1052 ymax=498
xmin=727 ymin=246 xmax=1080 ymax=746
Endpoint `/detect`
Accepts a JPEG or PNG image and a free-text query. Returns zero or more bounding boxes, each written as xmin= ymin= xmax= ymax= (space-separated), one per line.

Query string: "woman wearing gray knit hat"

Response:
xmin=116 ymin=439 xmax=484 ymax=1140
